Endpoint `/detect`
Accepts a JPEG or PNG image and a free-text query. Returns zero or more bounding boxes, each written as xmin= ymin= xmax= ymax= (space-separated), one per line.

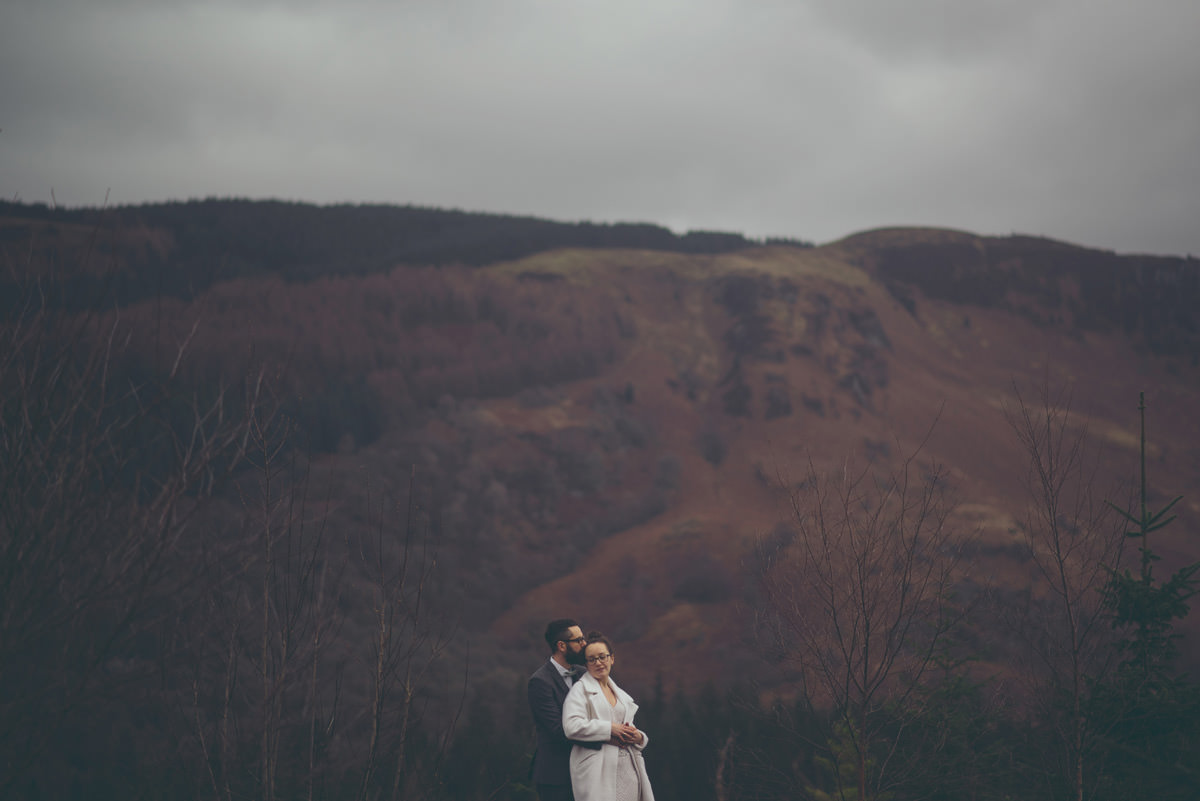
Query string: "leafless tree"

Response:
xmin=0 ymin=261 xmax=259 ymax=797
xmin=1005 ymin=383 xmax=1127 ymax=801
xmin=184 ymin=420 xmax=459 ymax=801
xmin=354 ymin=466 xmax=460 ymax=801
xmin=188 ymin=392 xmax=349 ymax=801
xmin=757 ymin=440 xmax=973 ymax=801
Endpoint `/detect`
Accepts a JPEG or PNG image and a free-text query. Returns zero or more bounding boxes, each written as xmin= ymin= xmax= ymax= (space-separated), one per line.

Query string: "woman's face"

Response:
xmin=584 ymin=641 xmax=614 ymax=681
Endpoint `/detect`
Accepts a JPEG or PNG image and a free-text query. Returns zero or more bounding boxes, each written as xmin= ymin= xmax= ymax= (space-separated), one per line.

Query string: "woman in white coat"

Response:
xmin=561 ymin=632 xmax=655 ymax=801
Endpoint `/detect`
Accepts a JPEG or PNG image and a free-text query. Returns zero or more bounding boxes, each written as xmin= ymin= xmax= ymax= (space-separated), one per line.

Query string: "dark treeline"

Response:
xmin=869 ymin=234 xmax=1200 ymax=359
xmin=0 ymin=198 xmax=811 ymax=312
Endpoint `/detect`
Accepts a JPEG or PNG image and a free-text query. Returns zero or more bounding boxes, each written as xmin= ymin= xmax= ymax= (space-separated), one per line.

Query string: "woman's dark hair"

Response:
xmin=584 ymin=630 xmax=613 ymax=655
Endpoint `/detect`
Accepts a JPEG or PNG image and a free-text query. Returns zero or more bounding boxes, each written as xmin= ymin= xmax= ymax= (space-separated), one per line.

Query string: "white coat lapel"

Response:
xmin=581 ymin=674 xmax=643 ymax=725
xmin=580 ymin=673 xmax=611 ymax=722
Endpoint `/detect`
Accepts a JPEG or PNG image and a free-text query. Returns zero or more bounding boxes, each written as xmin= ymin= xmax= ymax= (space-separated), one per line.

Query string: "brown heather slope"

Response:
xmin=18 ymin=215 xmax=1198 ymax=701
xmin=476 ymin=236 xmax=1200 ymax=695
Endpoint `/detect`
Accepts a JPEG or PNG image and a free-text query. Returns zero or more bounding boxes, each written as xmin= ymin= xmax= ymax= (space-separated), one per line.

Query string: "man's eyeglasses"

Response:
xmin=562 ymin=636 xmax=587 ymax=646
xmin=586 ymin=653 xmax=612 ymax=664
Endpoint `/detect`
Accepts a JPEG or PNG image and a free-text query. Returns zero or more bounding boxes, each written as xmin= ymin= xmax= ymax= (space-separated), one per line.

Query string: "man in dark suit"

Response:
xmin=528 ymin=618 xmax=591 ymax=801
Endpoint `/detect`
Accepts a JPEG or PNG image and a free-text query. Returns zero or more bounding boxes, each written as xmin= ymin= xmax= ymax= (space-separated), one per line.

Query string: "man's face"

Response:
xmin=562 ymin=626 xmax=587 ymax=666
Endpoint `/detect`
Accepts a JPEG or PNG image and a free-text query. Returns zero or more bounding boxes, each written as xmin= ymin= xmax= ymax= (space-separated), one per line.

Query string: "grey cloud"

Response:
xmin=806 ymin=0 xmax=1048 ymax=63
xmin=3 ymin=0 xmax=1199 ymax=254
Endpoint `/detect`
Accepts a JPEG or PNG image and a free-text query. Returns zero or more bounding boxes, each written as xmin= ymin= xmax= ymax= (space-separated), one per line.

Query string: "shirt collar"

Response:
xmin=551 ymin=658 xmax=584 ymax=685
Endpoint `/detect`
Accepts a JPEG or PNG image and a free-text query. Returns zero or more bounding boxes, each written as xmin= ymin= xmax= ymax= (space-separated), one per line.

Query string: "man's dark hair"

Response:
xmin=544 ymin=618 xmax=580 ymax=651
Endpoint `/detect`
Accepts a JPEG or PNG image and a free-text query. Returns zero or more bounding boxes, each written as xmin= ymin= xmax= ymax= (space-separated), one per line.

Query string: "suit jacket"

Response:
xmin=528 ymin=660 xmax=597 ymax=786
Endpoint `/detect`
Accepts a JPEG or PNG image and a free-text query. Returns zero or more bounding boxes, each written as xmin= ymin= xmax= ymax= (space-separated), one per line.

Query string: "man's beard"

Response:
xmin=565 ymin=648 xmax=587 ymax=667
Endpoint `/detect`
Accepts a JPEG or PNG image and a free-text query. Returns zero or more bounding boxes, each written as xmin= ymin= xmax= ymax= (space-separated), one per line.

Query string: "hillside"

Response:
xmin=475 ymin=239 xmax=1200 ymax=693
xmin=0 ymin=198 xmax=789 ymax=312
xmin=4 ymin=200 xmax=1199 ymax=702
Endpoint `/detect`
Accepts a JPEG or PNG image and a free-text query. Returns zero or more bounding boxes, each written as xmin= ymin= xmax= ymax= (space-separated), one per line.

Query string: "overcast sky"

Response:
xmin=4 ymin=0 xmax=1199 ymax=256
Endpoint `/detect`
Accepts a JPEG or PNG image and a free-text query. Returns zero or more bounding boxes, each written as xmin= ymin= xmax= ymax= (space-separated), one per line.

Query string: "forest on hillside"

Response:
xmin=0 ymin=199 xmax=809 ymax=311
xmin=3 ymin=204 xmax=1199 ymax=801
xmin=849 ymin=232 xmax=1200 ymax=359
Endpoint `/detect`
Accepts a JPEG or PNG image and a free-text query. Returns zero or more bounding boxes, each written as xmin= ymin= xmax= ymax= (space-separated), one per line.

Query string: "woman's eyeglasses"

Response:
xmin=586 ymin=653 xmax=612 ymax=664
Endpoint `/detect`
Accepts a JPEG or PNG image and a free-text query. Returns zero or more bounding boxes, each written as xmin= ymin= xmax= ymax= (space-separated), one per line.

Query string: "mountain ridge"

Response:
xmin=5 ymin=199 xmax=1199 ymax=699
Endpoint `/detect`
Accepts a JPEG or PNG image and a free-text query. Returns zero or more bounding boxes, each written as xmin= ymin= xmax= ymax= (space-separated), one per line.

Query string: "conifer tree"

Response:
xmin=1090 ymin=392 xmax=1199 ymax=800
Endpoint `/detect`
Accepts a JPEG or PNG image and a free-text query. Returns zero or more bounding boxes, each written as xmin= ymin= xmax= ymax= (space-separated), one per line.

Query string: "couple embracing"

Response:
xmin=528 ymin=619 xmax=655 ymax=801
